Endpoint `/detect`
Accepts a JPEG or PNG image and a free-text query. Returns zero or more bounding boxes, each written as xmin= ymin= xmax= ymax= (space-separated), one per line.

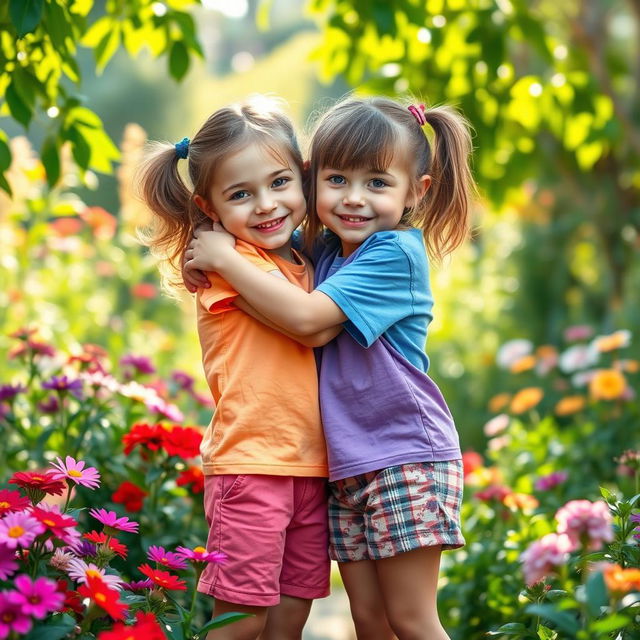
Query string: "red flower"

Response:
xmin=78 ymin=574 xmax=128 ymax=620
xmin=176 ymin=467 xmax=205 ymax=494
xmin=30 ymin=506 xmax=78 ymax=540
xmin=84 ymin=531 xmax=128 ymax=559
xmin=112 ymin=481 xmax=147 ymax=512
xmin=0 ymin=489 xmax=30 ymax=516
xmin=122 ymin=423 xmax=166 ymax=455
xmin=462 ymin=451 xmax=483 ymax=478
xmin=131 ymin=283 xmax=158 ymax=299
xmin=138 ymin=563 xmax=186 ymax=591
xmin=98 ymin=611 xmax=166 ymax=640
xmin=474 ymin=485 xmax=512 ymax=503
xmin=79 ymin=207 xmax=117 ymax=240
xmin=162 ymin=425 xmax=203 ymax=459
xmin=9 ymin=471 xmax=66 ymax=496
xmin=56 ymin=580 xmax=84 ymax=616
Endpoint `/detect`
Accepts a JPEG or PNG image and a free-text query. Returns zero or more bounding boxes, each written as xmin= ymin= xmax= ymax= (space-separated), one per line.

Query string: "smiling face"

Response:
xmin=199 ymin=144 xmax=306 ymax=259
xmin=316 ymin=155 xmax=423 ymax=256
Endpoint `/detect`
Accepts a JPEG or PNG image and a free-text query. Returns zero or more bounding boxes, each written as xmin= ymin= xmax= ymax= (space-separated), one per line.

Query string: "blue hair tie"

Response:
xmin=174 ymin=137 xmax=190 ymax=159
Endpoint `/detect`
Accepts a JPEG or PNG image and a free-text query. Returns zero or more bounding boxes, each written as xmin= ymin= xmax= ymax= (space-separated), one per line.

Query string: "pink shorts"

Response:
xmin=197 ymin=474 xmax=330 ymax=607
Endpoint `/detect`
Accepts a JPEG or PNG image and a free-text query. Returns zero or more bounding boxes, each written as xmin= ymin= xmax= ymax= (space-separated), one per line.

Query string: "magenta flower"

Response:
xmin=176 ymin=545 xmax=227 ymax=565
xmin=0 ymin=490 xmax=30 ymax=516
xmin=0 ymin=511 xmax=45 ymax=549
xmin=556 ymin=499 xmax=614 ymax=551
xmin=89 ymin=508 xmax=138 ymax=533
xmin=563 ymin=325 xmax=594 ymax=342
xmin=38 ymin=396 xmax=60 ymax=414
xmin=147 ymin=545 xmax=188 ymax=570
xmin=41 ymin=375 xmax=83 ymax=399
xmin=66 ymin=558 xmax=123 ymax=589
xmin=30 ymin=504 xmax=81 ymax=546
xmin=535 ymin=471 xmax=569 ymax=492
xmin=0 ymin=384 xmax=26 ymax=402
xmin=10 ymin=575 xmax=64 ymax=618
xmin=120 ymin=354 xmax=156 ymax=376
xmin=0 ymin=544 xmax=18 ymax=580
xmin=122 ymin=579 xmax=154 ymax=591
xmin=0 ymin=591 xmax=32 ymax=637
xmin=50 ymin=456 xmax=101 ymax=489
xmin=171 ymin=370 xmax=195 ymax=392
xmin=520 ymin=533 xmax=574 ymax=586
xmin=147 ymin=398 xmax=184 ymax=422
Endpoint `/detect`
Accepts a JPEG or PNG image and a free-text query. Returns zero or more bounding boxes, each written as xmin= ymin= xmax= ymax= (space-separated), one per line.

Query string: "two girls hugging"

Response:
xmin=139 ymin=94 xmax=475 ymax=640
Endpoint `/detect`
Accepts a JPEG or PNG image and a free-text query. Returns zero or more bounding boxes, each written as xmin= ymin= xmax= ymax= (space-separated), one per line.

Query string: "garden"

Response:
xmin=1 ymin=0 xmax=639 ymax=638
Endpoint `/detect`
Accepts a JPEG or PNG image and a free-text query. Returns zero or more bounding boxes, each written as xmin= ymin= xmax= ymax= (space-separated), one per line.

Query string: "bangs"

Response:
xmin=312 ymin=105 xmax=400 ymax=172
xmin=253 ymin=130 xmax=301 ymax=172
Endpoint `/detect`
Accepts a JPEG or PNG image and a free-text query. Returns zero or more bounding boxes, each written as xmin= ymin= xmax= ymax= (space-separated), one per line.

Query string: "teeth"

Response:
xmin=256 ymin=217 xmax=284 ymax=229
xmin=341 ymin=216 xmax=368 ymax=222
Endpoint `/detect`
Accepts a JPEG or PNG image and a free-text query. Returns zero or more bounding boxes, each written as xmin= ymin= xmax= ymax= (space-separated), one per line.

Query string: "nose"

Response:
xmin=255 ymin=192 xmax=277 ymax=214
xmin=342 ymin=186 xmax=365 ymax=207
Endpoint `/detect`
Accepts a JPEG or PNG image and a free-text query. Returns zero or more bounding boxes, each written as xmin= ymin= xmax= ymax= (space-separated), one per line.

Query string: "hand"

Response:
xmin=181 ymin=221 xmax=213 ymax=293
xmin=183 ymin=222 xmax=236 ymax=287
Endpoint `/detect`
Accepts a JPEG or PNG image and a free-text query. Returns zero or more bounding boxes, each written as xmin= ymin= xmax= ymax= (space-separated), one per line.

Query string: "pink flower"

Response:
xmin=89 ymin=508 xmax=139 ymax=533
xmin=147 ymin=546 xmax=188 ymax=570
xmin=50 ymin=456 xmax=101 ymax=489
xmin=10 ymin=575 xmax=64 ymax=618
xmin=535 ymin=471 xmax=568 ymax=492
xmin=66 ymin=558 xmax=123 ymax=590
xmin=563 ymin=325 xmax=593 ymax=342
xmin=520 ymin=533 xmax=574 ymax=586
xmin=556 ymin=500 xmax=614 ymax=550
xmin=0 ymin=490 xmax=30 ymax=516
xmin=0 ymin=591 xmax=32 ymax=637
xmin=0 ymin=511 xmax=45 ymax=549
xmin=30 ymin=504 xmax=81 ymax=546
xmin=483 ymin=414 xmax=510 ymax=437
xmin=175 ymin=545 xmax=227 ymax=565
xmin=0 ymin=544 xmax=18 ymax=580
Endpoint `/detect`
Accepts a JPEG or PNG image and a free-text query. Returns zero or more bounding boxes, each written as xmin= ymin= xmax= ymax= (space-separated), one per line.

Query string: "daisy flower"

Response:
xmin=98 ymin=611 xmax=166 ymax=640
xmin=138 ymin=563 xmax=186 ymax=591
xmin=30 ymin=504 xmax=80 ymax=545
xmin=9 ymin=471 xmax=66 ymax=503
xmin=147 ymin=545 xmax=187 ymax=570
xmin=84 ymin=531 xmax=128 ymax=559
xmin=10 ymin=575 xmax=65 ymax=618
xmin=176 ymin=545 xmax=227 ymax=565
xmin=122 ymin=579 xmax=153 ymax=591
xmin=0 ymin=489 xmax=30 ymax=516
xmin=0 ymin=511 xmax=44 ymax=549
xmin=0 ymin=591 xmax=32 ymax=637
xmin=67 ymin=558 xmax=123 ymax=590
xmin=0 ymin=543 xmax=18 ymax=580
xmin=78 ymin=574 xmax=127 ymax=620
xmin=50 ymin=456 xmax=101 ymax=489
xmin=49 ymin=548 xmax=75 ymax=571
xmin=89 ymin=508 xmax=139 ymax=534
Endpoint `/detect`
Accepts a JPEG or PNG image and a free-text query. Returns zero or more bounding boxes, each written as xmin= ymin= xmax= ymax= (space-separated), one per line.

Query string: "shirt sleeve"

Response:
xmin=199 ymin=242 xmax=279 ymax=314
xmin=315 ymin=234 xmax=418 ymax=347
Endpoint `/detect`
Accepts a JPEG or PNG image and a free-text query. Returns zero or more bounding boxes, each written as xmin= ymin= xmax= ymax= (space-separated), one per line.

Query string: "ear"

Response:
xmin=405 ymin=174 xmax=432 ymax=209
xmin=193 ymin=194 xmax=220 ymax=222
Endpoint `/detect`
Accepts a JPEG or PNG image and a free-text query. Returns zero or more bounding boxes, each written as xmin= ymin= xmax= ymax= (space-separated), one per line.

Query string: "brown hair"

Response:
xmin=137 ymin=97 xmax=303 ymax=287
xmin=304 ymin=96 xmax=476 ymax=261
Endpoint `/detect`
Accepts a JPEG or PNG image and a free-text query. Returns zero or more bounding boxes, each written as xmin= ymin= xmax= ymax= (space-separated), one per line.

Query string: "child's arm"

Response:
xmin=186 ymin=229 xmax=346 ymax=335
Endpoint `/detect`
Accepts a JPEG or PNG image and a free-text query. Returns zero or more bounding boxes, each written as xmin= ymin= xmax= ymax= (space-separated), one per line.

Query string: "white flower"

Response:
xmin=496 ymin=339 xmax=533 ymax=369
xmin=559 ymin=344 xmax=598 ymax=373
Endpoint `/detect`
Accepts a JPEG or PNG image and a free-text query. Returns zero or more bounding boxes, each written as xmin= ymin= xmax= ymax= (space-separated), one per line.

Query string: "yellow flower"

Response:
xmin=593 ymin=330 xmax=631 ymax=353
xmin=589 ymin=370 xmax=627 ymax=401
xmin=603 ymin=564 xmax=640 ymax=595
xmin=503 ymin=492 xmax=539 ymax=512
xmin=554 ymin=395 xmax=586 ymax=416
xmin=510 ymin=387 xmax=544 ymax=414
xmin=510 ymin=355 xmax=537 ymax=373
xmin=488 ymin=393 xmax=511 ymax=413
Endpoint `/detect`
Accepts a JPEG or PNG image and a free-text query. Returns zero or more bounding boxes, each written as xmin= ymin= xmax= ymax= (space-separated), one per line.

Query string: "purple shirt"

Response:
xmin=314 ymin=230 xmax=461 ymax=481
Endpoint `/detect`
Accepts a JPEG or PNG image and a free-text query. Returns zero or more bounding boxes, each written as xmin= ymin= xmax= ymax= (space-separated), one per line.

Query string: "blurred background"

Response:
xmin=1 ymin=1 xmax=639 ymax=638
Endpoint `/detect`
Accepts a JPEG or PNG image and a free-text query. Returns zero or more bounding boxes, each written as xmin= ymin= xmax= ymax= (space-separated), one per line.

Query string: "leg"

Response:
xmin=205 ymin=599 xmax=267 ymax=640
xmin=259 ymin=595 xmax=312 ymax=640
xmin=376 ymin=546 xmax=449 ymax=640
xmin=339 ymin=560 xmax=396 ymax=640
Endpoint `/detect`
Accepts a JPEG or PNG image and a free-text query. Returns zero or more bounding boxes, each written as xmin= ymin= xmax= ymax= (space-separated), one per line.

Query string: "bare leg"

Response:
xmin=339 ymin=560 xmax=396 ymax=640
xmin=376 ymin=546 xmax=449 ymax=640
xmin=259 ymin=595 xmax=312 ymax=640
xmin=205 ymin=599 xmax=267 ymax=640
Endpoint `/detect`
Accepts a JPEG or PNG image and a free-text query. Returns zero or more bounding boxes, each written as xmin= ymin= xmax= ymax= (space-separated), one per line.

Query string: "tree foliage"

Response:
xmin=0 ymin=0 xmax=203 ymax=193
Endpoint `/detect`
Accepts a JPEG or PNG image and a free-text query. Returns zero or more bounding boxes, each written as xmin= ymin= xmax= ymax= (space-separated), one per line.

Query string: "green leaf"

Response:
xmin=23 ymin=614 xmax=76 ymax=640
xmin=196 ymin=613 xmax=252 ymax=635
xmin=599 ymin=486 xmax=617 ymax=505
xmin=487 ymin=622 xmax=537 ymax=637
xmin=526 ymin=604 xmax=580 ymax=635
xmin=5 ymin=82 xmax=32 ymax=127
xmin=41 ymin=136 xmax=61 ymax=188
xmin=0 ymin=133 xmax=12 ymax=171
xmin=67 ymin=126 xmax=91 ymax=170
xmin=585 ymin=570 xmax=607 ymax=617
xmin=589 ymin=613 xmax=630 ymax=633
xmin=169 ymin=40 xmax=190 ymax=80
xmin=95 ymin=25 xmax=121 ymax=73
xmin=9 ymin=0 xmax=44 ymax=37
xmin=0 ymin=172 xmax=12 ymax=196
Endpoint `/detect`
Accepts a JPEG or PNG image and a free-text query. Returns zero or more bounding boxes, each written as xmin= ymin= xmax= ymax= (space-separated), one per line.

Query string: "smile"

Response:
xmin=254 ymin=216 xmax=287 ymax=232
xmin=336 ymin=214 xmax=371 ymax=226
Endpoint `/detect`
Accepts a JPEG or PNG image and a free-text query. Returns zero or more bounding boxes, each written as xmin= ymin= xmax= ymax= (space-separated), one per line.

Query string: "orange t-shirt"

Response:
xmin=197 ymin=241 xmax=327 ymax=477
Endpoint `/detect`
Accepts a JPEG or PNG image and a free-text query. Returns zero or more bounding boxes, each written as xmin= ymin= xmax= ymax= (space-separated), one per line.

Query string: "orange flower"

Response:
xmin=488 ymin=393 xmax=511 ymax=413
xmin=510 ymin=355 xmax=537 ymax=374
xmin=510 ymin=387 xmax=544 ymax=414
xmin=554 ymin=395 xmax=586 ymax=416
xmin=503 ymin=492 xmax=539 ymax=512
xmin=536 ymin=345 xmax=558 ymax=359
xmin=593 ymin=330 xmax=631 ymax=353
xmin=131 ymin=283 xmax=157 ymax=299
xmin=603 ymin=564 xmax=640 ymax=595
xmin=589 ymin=370 xmax=627 ymax=401
xmin=50 ymin=218 xmax=83 ymax=237
xmin=615 ymin=359 xmax=639 ymax=374
xmin=80 ymin=207 xmax=117 ymax=240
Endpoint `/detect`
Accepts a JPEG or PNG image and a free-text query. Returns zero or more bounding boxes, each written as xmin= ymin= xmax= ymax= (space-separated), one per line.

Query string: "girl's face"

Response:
xmin=315 ymin=155 xmax=427 ymax=257
xmin=199 ymin=144 xmax=306 ymax=259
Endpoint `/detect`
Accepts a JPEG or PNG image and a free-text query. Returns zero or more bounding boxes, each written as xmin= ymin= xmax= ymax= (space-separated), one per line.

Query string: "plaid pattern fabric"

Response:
xmin=328 ymin=460 xmax=465 ymax=562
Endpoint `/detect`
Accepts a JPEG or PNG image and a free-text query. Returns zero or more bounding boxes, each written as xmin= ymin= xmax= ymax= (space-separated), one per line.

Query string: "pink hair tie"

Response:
xmin=408 ymin=103 xmax=427 ymax=126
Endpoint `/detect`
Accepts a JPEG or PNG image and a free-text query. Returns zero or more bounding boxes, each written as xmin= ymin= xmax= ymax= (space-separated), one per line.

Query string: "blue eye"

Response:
xmin=272 ymin=177 xmax=289 ymax=188
xmin=229 ymin=190 xmax=249 ymax=201
xmin=328 ymin=175 xmax=346 ymax=185
xmin=370 ymin=178 xmax=387 ymax=188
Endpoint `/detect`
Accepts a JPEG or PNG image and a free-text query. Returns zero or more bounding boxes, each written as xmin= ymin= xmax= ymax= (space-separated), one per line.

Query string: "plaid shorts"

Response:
xmin=328 ymin=460 xmax=465 ymax=562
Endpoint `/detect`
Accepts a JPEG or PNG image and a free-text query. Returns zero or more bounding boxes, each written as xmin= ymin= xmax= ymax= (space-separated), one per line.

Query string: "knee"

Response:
xmin=350 ymin=602 xmax=392 ymax=637
xmin=386 ymin=613 xmax=448 ymax=640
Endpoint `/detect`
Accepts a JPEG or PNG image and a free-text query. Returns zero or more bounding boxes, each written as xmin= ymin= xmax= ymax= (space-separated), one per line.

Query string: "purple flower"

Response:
xmin=0 ymin=384 xmax=26 ymax=402
xmin=72 ymin=540 xmax=97 ymax=557
xmin=41 ymin=375 xmax=83 ymax=399
xmin=556 ymin=499 xmax=614 ymax=551
xmin=89 ymin=508 xmax=139 ymax=533
xmin=38 ymin=396 xmax=60 ymax=414
xmin=122 ymin=579 xmax=153 ymax=591
xmin=147 ymin=398 xmax=184 ymax=422
xmin=120 ymin=354 xmax=156 ymax=376
xmin=147 ymin=545 xmax=188 ymax=570
xmin=0 ymin=591 xmax=32 ymax=637
xmin=0 ymin=511 xmax=45 ymax=549
xmin=0 ymin=544 xmax=18 ymax=580
xmin=171 ymin=370 xmax=195 ymax=392
xmin=535 ymin=471 xmax=569 ymax=492
xmin=10 ymin=575 xmax=64 ymax=618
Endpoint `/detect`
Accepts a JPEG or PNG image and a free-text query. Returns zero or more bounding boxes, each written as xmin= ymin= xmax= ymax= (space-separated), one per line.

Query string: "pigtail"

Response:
xmin=418 ymin=106 xmax=475 ymax=262
xmin=137 ymin=142 xmax=200 ymax=287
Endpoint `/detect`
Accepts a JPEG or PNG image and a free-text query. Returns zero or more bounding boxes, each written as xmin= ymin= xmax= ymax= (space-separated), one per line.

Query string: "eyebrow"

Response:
xmin=222 ymin=168 xmax=291 ymax=195
xmin=321 ymin=167 xmax=394 ymax=177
